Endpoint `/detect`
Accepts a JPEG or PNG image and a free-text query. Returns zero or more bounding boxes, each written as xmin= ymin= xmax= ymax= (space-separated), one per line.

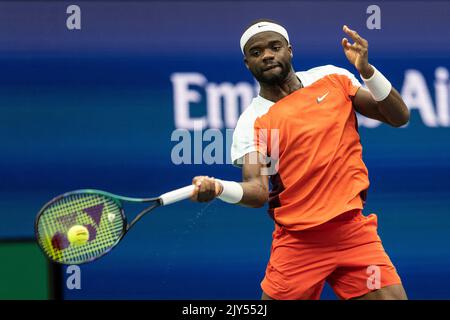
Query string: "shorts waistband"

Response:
xmin=274 ymin=209 xmax=363 ymax=232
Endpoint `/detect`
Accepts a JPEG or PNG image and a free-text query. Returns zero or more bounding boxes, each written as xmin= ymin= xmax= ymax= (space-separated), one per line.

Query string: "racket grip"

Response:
xmin=159 ymin=185 xmax=195 ymax=206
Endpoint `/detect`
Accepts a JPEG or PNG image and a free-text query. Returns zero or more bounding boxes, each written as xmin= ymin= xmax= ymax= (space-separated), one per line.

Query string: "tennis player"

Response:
xmin=191 ymin=20 xmax=409 ymax=300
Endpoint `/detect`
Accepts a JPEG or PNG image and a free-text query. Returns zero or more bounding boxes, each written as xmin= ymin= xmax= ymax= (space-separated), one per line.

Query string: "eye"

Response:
xmin=272 ymin=45 xmax=281 ymax=51
xmin=251 ymin=50 xmax=261 ymax=57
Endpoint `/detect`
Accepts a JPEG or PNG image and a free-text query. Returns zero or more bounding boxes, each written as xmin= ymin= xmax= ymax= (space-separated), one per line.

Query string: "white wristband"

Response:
xmin=361 ymin=65 xmax=392 ymax=101
xmin=215 ymin=179 xmax=244 ymax=204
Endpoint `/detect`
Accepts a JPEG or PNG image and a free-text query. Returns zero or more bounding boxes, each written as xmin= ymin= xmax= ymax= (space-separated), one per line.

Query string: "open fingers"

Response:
xmin=342 ymin=37 xmax=366 ymax=54
xmin=343 ymin=25 xmax=368 ymax=47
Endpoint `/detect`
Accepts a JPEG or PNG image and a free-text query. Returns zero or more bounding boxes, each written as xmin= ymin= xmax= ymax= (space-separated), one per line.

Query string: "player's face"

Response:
xmin=244 ymin=32 xmax=293 ymax=85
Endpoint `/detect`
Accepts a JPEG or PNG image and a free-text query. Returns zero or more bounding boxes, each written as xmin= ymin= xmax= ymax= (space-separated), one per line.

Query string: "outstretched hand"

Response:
xmin=342 ymin=25 xmax=374 ymax=79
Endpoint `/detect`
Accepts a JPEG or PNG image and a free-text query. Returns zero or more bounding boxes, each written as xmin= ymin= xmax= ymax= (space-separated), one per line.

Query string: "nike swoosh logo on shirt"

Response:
xmin=316 ymin=92 xmax=329 ymax=103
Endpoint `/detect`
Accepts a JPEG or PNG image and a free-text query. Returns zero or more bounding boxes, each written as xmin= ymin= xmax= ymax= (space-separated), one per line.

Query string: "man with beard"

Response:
xmin=190 ymin=19 xmax=409 ymax=300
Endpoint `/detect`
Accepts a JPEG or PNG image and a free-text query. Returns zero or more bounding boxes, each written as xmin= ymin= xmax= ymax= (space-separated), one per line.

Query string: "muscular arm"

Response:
xmin=239 ymin=152 xmax=270 ymax=208
xmin=352 ymin=85 xmax=410 ymax=127
xmin=342 ymin=25 xmax=410 ymax=127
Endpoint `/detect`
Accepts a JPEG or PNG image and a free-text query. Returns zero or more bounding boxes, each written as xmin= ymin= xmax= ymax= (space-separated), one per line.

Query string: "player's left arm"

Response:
xmin=342 ymin=25 xmax=410 ymax=127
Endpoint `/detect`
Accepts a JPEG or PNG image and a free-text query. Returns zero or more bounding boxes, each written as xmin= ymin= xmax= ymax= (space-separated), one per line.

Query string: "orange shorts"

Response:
xmin=261 ymin=209 xmax=402 ymax=300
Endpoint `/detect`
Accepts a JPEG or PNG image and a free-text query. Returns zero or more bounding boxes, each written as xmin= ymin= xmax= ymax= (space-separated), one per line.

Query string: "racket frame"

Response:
xmin=35 ymin=189 xmax=162 ymax=265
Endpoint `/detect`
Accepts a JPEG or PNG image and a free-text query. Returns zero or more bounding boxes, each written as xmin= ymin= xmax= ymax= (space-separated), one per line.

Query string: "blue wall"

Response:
xmin=1 ymin=1 xmax=449 ymax=299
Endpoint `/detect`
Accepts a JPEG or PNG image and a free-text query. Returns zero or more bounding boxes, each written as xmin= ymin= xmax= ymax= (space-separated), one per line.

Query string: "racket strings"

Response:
xmin=37 ymin=193 xmax=124 ymax=264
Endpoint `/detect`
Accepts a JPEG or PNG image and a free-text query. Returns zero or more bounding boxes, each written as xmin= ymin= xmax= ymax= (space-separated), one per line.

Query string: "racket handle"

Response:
xmin=159 ymin=185 xmax=195 ymax=206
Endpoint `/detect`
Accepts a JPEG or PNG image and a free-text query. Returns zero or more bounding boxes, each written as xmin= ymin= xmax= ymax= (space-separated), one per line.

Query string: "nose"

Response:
xmin=261 ymin=49 xmax=275 ymax=61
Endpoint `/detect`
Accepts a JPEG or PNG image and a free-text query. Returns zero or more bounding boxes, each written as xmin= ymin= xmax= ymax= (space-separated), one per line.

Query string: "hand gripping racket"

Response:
xmin=35 ymin=185 xmax=195 ymax=265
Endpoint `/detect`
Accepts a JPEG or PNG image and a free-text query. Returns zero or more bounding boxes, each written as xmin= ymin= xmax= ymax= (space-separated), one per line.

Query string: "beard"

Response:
xmin=253 ymin=64 xmax=291 ymax=85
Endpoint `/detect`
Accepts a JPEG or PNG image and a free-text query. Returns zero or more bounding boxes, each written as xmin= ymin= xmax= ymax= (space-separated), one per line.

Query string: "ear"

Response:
xmin=288 ymin=45 xmax=293 ymax=58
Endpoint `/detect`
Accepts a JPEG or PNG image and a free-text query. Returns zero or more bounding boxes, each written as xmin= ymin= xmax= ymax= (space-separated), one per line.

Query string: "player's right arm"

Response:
xmin=239 ymin=151 xmax=270 ymax=208
xmin=190 ymin=151 xmax=269 ymax=208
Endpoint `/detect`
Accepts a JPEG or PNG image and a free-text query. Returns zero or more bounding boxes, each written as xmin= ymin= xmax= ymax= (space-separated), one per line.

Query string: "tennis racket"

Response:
xmin=35 ymin=185 xmax=195 ymax=265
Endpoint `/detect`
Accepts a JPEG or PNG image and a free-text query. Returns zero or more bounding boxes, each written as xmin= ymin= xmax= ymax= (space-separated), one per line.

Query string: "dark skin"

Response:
xmin=191 ymin=26 xmax=409 ymax=300
xmin=341 ymin=25 xmax=409 ymax=127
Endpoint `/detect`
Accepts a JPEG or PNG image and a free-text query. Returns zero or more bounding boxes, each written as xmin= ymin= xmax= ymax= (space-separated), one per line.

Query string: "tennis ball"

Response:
xmin=67 ymin=225 xmax=90 ymax=246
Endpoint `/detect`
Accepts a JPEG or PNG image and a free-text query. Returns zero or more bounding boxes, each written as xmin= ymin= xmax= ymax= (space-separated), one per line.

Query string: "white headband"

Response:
xmin=240 ymin=21 xmax=290 ymax=54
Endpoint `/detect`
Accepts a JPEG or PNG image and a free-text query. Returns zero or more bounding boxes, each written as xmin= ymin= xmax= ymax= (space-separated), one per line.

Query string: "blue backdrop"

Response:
xmin=1 ymin=1 xmax=449 ymax=299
